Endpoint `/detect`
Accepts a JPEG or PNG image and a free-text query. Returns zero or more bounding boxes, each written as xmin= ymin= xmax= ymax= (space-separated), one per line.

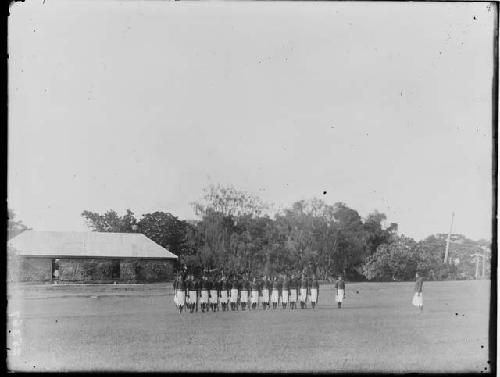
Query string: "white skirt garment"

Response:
xmin=240 ymin=290 xmax=249 ymax=303
xmin=188 ymin=290 xmax=197 ymax=304
xmin=412 ymin=292 xmax=423 ymax=306
xmin=262 ymin=289 xmax=270 ymax=303
xmin=230 ymin=289 xmax=239 ymax=303
xmin=335 ymin=289 xmax=344 ymax=303
xmin=271 ymin=289 xmax=279 ymax=303
xmin=289 ymin=289 xmax=297 ymax=302
xmin=281 ymin=290 xmax=289 ymax=303
xmin=220 ymin=290 xmax=228 ymax=304
xmin=310 ymin=288 xmax=318 ymax=303
xmin=209 ymin=290 xmax=218 ymax=304
xmin=299 ymin=288 xmax=308 ymax=303
xmin=200 ymin=290 xmax=209 ymax=304
xmin=176 ymin=290 xmax=186 ymax=306
xmin=251 ymin=290 xmax=259 ymax=304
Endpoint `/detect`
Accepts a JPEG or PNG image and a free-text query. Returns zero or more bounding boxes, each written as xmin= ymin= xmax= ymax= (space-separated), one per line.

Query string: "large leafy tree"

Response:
xmin=81 ymin=209 xmax=138 ymax=233
xmin=137 ymin=212 xmax=194 ymax=258
xmin=362 ymin=235 xmax=419 ymax=281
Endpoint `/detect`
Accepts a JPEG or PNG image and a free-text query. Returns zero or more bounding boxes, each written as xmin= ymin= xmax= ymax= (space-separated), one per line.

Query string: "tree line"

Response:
xmin=77 ymin=184 xmax=489 ymax=281
xmin=8 ymin=184 xmax=489 ymax=281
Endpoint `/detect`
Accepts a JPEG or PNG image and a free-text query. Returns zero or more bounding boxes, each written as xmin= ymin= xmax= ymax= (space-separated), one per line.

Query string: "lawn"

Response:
xmin=7 ymin=280 xmax=491 ymax=372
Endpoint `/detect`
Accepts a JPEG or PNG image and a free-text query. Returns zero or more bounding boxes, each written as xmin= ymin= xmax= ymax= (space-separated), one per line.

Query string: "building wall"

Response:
xmin=120 ymin=259 xmax=174 ymax=282
xmin=10 ymin=256 xmax=175 ymax=283
xmin=8 ymin=257 xmax=52 ymax=282
xmin=59 ymin=259 xmax=116 ymax=281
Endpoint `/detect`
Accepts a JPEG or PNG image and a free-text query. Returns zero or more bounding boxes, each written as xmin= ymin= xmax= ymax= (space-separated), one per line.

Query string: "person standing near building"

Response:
xmin=281 ymin=273 xmax=290 ymax=309
xmin=250 ymin=276 xmax=260 ymax=310
xmin=309 ymin=274 xmax=320 ymax=309
xmin=412 ymin=272 xmax=424 ymax=312
xmin=335 ymin=275 xmax=346 ymax=309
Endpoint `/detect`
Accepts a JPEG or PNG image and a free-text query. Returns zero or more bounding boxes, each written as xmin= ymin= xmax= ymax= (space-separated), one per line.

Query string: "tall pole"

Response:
xmin=482 ymin=248 xmax=487 ymax=279
xmin=444 ymin=212 xmax=455 ymax=264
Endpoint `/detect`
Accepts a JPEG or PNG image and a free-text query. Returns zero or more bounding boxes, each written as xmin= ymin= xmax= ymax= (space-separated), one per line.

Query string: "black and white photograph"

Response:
xmin=7 ymin=0 xmax=495 ymax=373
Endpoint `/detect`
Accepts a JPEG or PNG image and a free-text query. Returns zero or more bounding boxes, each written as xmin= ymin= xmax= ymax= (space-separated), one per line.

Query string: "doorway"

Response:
xmin=52 ymin=259 xmax=60 ymax=281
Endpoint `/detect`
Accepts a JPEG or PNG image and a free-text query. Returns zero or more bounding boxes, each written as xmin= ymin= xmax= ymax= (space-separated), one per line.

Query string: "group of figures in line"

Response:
xmin=173 ymin=271 xmax=346 ymax=313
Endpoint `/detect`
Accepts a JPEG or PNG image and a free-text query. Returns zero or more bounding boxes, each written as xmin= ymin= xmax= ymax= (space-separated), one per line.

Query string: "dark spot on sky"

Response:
xmin=356 ymin=290 xmax=359 ymax=294
xmin=323 ymin=191 xmax=327 ymax=195
xmin=481 ymin=345 xmax=484 ymax=348
xmin=455 ymin=313 xmax=458 ymax=316
xmin=473 ymin=16 xmax=477 ymax=20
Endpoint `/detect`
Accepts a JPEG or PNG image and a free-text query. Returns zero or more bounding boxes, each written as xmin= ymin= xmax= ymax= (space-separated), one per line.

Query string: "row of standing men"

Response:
xmin=173 ymin=273 xmax=346 ymax=313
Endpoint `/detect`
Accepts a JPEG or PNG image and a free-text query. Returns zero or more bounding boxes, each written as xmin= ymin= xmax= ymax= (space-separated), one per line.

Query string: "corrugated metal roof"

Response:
xmin=8 ymin=231 xmax=178 ymax=259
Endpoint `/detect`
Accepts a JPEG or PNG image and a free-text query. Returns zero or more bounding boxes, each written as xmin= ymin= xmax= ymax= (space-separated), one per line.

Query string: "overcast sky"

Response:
xmin=8 ymin=0 xmax=494 ymax=241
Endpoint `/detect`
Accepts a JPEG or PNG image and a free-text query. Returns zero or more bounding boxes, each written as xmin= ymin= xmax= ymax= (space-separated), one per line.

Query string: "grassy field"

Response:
xmin=7 ymin=280 xmax=491 ymax=372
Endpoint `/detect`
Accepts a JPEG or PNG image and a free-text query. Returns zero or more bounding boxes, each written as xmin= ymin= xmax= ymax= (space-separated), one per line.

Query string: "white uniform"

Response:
xmin=209 ymin=289 xmax=218 ymax=304
xmin=412 ymin=292 xmax=423 ymax=306
xmin=230 ymin=288 xmax=239 ymax=303
xmin=310 ymin=288 xmax=318 ymax=303
xmin=240 ymin=290 xmax=249 ymax=303
xmin=271 ymin=289 xmax=279 ymax=303
xmin=289 ymin=289 xmax=298 ymax=302
xmin=335 ymin=289 xmax=345 ymax=303
xmin=220 ymin=290 xmax=228 ymax=304
xmin=299 ymin=288 xmax=308 ymax=303
xmin=281 ymin=289 xmax=289 ymax=303
xmin=176 ymin=290 xmax=186 ymax=306
xmin=188 ymin=290 xmax=197 ymax=305
xmin=262 ymin=288 xmax=270 ymax=303
xmin=200 ymin=290 xmax=209 ymax=304
xmin=251 ymin=290 xmax=259 ymax=304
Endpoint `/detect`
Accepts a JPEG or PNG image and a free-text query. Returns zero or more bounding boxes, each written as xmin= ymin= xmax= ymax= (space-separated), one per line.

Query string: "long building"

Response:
xmin=7 ymin=231 xmax=178 ymax=283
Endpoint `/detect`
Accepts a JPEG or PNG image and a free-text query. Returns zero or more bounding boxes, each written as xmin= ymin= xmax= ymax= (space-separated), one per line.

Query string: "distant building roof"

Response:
xmin=8 ymin=231 xmax=178 ymax=259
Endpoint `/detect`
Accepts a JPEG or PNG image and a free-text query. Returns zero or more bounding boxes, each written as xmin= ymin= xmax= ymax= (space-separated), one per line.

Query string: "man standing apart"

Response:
xmin=310 ymin=274 xmax=320 ymax=309
xmin=412 ymin=272 xmax=424 ymax=312
xmin=335 ymin=275 xmax=345 ymax=309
